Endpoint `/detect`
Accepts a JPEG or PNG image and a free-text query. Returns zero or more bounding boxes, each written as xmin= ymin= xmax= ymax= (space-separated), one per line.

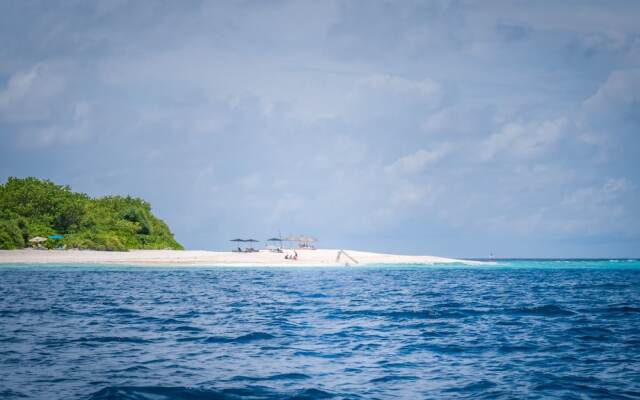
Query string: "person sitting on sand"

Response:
xmin=293 ymin=250 xmax=298 ymax=260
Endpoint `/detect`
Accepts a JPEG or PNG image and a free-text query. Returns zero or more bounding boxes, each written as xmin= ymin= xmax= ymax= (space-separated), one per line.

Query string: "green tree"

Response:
xmin=0 ymin=177 xmax=183 ymax=250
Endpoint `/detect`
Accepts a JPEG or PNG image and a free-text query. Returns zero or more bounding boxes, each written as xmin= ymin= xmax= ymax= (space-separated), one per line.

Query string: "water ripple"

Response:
xmin=0 ymin=262 xmax=639 ymax=399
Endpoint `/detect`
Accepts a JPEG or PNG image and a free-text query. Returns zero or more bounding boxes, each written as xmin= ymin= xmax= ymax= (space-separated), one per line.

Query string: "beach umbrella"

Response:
xmin=244 ymin=239 xmax=259 ymax=250
xmin=29 ymin=236 xmax=48 ymax=243
xmin=266 ymin=237 xmax=283 ymax=249
xmin=230 ymin=238 xmax=245 ymax=250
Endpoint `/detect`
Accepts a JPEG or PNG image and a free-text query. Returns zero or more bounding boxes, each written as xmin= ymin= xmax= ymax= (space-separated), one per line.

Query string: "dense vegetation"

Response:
xmin=0 ymin=177 xmax=183 ymax=251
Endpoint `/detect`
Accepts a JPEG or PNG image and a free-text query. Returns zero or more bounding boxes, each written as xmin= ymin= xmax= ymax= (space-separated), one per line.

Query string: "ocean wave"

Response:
xmin=369 ymin=375 xmax=417 ymax=383
xmin=602 ymin=306 xmax=640 ymax=313
xmin=532 ymin=376 xmax=638 ymax=399
xmin=87 ymin=386 xmax=342 ymax=400
xmin=203 ymin=332 xmax=276 ymax=344
xmin=176 ymin=333 xmax=276 ymax=344
xmin=565 ymin=326 xmax=613 ymax=336
xmin=0 ymin=336 xmax=24 ymax=343
xmin=75 ymin=336 xmax=153 ymax=344
xmin=228 ymin=373 xmax=311 ymax=382
xmin=330 ymin=308 xmax=484 ymax=320
xmin=508 ymin=304 xmax=575 ymax=317
xmin=171 ymin=325 xmax=205 ymax=332
xmin=292 ymin=350 xmax=352 ymax=359
xmin=103 ymin=307 xmax=139 ymax=315
xmin=0 ymin=389 xmax=28 ymax=399
xmin=175 ymin=310 xmax=205 ymax=319
xmin=399 ymin=342 xmax=478 ymax=355
xmin=303 ymin=293 xmax=328 ymax=298
xmin=0 ymin=308 xmax=39 ymax=316
xmin=444 ymin=379 xmax=498 ymax=392
xmin=42 ymin=336 xmax=152 ymax=347
xmin=137 ymin=316 xmax=183 ymax=325
xmin=496 ymin=344 xmax=537 ymax=353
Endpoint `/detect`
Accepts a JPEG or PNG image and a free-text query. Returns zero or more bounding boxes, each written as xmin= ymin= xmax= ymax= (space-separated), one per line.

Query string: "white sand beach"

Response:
xmin=0 ymin=249 xmax=480 ymax=267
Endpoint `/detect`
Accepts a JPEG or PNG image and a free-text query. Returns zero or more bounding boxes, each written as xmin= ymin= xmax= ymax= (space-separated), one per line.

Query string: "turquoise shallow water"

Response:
xmin=1 ymin=260 xmax=639 ymax=399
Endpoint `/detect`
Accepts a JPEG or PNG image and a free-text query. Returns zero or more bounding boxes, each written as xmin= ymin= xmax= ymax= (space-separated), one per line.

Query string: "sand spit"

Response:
xmin=0 ymin=249 xmax=482 ymax=267
xmin=0 ymin=249 xmax=481 ymax=267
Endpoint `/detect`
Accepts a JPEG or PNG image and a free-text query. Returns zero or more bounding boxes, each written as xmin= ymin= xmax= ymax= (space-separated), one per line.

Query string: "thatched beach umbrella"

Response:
xmin=285 ymin=235 xmax=318 ymax=248
xmin=28 ymin=236 xmax=48 ymax=248
xmin=286 ymin=235 xmax=317 ymax=243
xmin=299 ymin=235 xmax=317 ymax=243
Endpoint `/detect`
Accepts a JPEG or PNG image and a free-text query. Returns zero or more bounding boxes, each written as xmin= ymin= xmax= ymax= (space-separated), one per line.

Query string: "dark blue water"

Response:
xmin=1 ymin=261 xmax=640 ymax=399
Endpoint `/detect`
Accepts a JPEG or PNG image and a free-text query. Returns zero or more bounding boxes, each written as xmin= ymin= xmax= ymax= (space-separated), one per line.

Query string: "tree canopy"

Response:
xmin=0 ymin=177 xmax=183 ymax=251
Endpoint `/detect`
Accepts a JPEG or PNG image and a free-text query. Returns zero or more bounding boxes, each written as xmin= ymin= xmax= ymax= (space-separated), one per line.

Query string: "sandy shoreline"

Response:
xmin=0 ymin=249 xmax=480 ymax=267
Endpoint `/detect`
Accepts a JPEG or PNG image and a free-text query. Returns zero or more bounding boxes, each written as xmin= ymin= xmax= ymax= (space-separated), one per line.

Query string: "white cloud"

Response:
xmin=481 ymin=117 xmax=568 ymax=161
xmin=0 ymin=62 xmax=92 ymax=148
xmin=552 ymin=178 xmax=635 ymax=235
xmin=32 ymin=101 xmax=92 ymax=147
xmin=583 ymin=68 xmax=640 ymax=112
xmin=360 ymin=73 xmax=442 ymax=98
xmin=269 ymin=193 xmax=304 ymax=223
xmin=561 ymin=178 xmax=628 ymax=209
xmin=574 ymin=69 xmax=640 ymax=159
xmin=420 ymin=107 xmax=461 ymax=135
xmin=385 ymin=143 xmax=452 ymax=176
xmin=388 ymin=181 xmax=431 ymax=207
xmin=0 ymin=63 xmax=66 ymax=122
xmin=475 ymin=178 xmax=635 ymax=237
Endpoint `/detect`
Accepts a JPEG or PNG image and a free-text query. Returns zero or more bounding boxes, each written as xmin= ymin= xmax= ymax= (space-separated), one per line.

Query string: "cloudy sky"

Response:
xmin=1 ymin=1 xmax=639 ymax=257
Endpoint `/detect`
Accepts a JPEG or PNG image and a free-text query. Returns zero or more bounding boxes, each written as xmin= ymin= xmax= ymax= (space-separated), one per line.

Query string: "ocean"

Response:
xmin=1 ymin=260 xmax=639 ymax=399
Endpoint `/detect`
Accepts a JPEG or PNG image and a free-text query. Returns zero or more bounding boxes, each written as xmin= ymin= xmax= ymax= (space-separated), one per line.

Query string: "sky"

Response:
xmin=1 ymin=1 xmax=639 ymax=258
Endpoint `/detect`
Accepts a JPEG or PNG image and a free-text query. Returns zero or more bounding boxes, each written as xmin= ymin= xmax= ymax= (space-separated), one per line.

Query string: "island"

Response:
xmin=0 ymin=177 xmax=478 ymax=267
